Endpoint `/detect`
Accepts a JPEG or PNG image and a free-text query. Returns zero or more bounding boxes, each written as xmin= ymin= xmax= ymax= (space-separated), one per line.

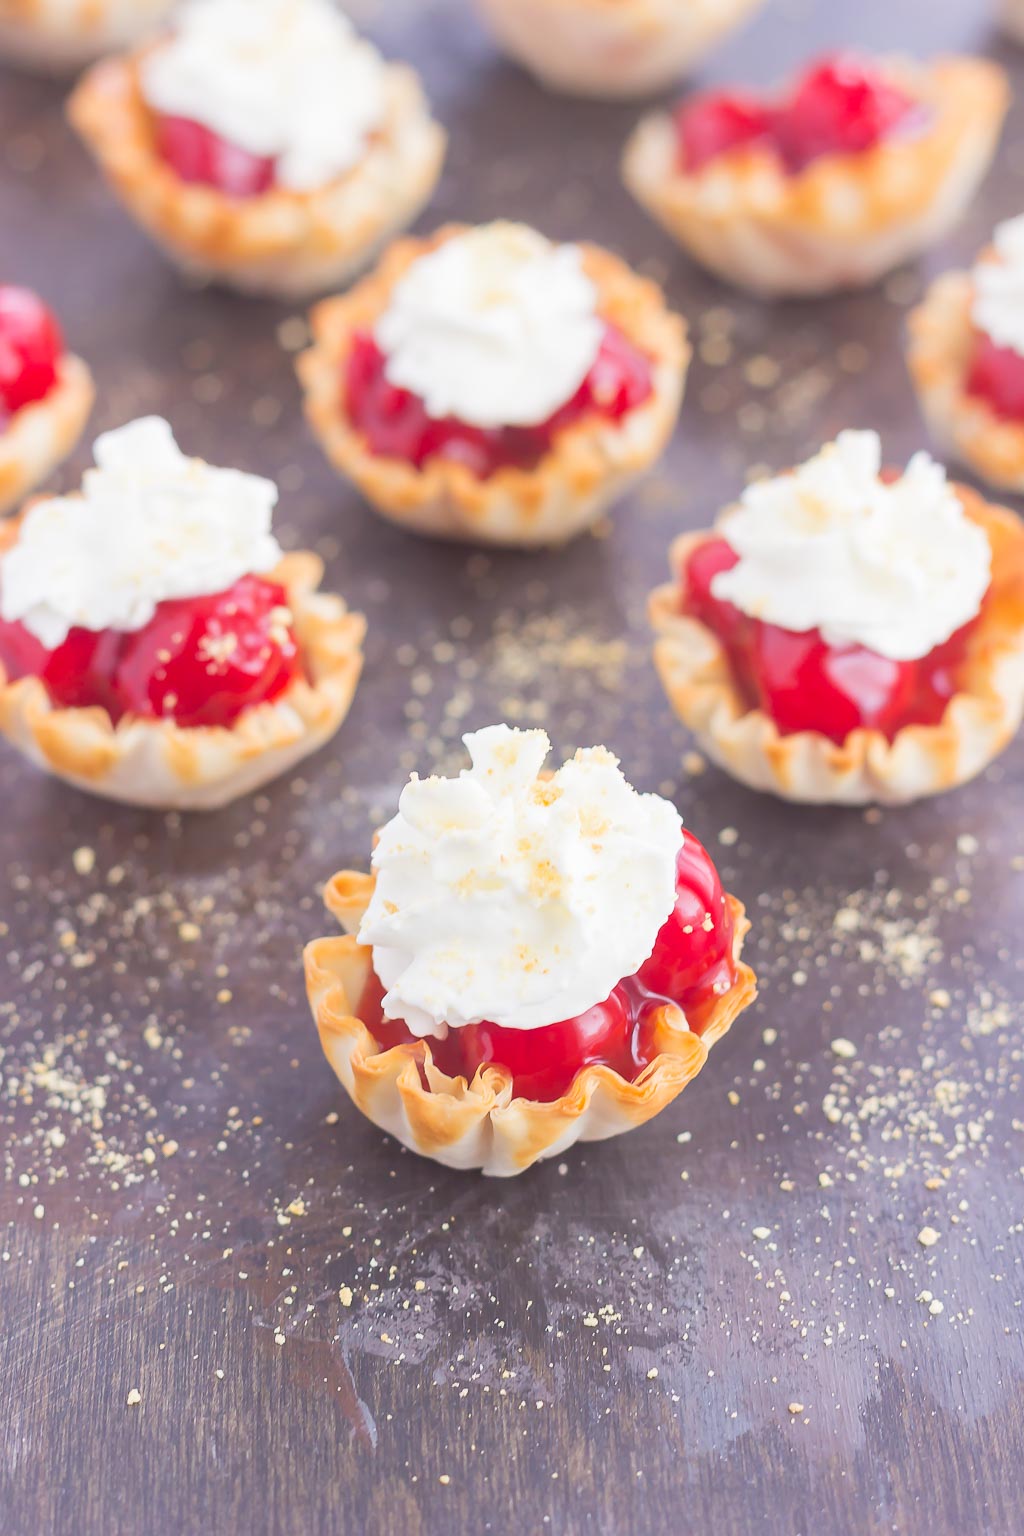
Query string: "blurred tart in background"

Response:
xmin=624 ymin=51 xmax=1007 ymax=297
xmin=0 ymin=285 xmax=93 ymax=516
xmin=67 ymin=0 xmax=446 ymax=299
xmin=909 ymin=215 xmax=1024 ymax=494
xmin=473 ymin=0 xmax=767 ymax=100
xmin=0 ymin=0 xmax=172 ymax=75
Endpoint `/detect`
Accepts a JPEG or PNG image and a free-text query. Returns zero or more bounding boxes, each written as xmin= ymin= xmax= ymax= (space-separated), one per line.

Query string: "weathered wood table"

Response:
xmin=2 ymin=1 xmax=1023 ymax=1531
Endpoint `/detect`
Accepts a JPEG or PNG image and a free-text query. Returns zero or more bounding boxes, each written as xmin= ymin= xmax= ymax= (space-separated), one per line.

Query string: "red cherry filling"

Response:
xmin=356 ymin=832 xmax=739 ymax=1103
xmin=677 ymin=52 xmax=918 ymax=175
xmin=154 ymin=114 xmax=277 ymax=197
xmin=965 ymin=332 xmax=1024 ymax=422
xmin=0 ymin=574 xmax=303 ymax=729
xmin=345 ymin=323 xmax=654 ymax=478
xmin=681 ymin=536 xmax=977 ymax=744
xmin=0 ymin=286 xmax=64 ymax=427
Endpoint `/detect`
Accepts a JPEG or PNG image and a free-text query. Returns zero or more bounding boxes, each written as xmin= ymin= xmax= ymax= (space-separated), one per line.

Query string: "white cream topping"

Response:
xmin=140 ymin=0 xmax=387 ymax=193
xmin=0 ymin=418 xmax=282 ymax=649
xmin=358 ymin=725 xmax=682 ymax=1038
xmin=972 ymin=214 xmax=1024 ymax=357
xmin=710 ymin=431 xmax=991 ymax=662
xmin=374 ymin=223 xmax=605 ymax=429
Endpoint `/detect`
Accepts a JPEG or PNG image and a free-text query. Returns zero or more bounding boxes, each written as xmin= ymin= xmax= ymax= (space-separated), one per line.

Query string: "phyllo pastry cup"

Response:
xmin=908 ymin=267 xmax=1024 ymax=495
xmin=473 ymin=0 xmax=766 ymax=100
xmin=67 ymin=47 xmax=446 ymax=301
xmin=0 ymin=536 xmax=365 ymax=810
xmin=0 ymin=355 xmax=94 ymax=515
xmin=298 ymin=226 xmax=689 ymax=547
xmin=304 ymin=871 xmax=756 ymax=1177
xmin=623 ymin=56 xmax=1007 ymax=298
xmin=648 ymin=489 xmax=1024 ymax=805
xmin=0 ymin=0 xmax=173 ymax=75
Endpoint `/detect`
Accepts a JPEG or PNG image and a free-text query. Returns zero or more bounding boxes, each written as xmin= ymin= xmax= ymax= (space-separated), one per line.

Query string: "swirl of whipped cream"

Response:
xmin=358 ymin=725 xmax=682 ymax=1038
xmin=710 ymin=431 xmax=990 ymax=662
xmin=972 ymin=215 xmax=1024 ymax=357
xmin=374 ymin=223 xmax=605 ymax=429
xmin=140 ymin=0 xmax=387 ymax=193
xmin=0 ymin=418 xmax=282 ymax=649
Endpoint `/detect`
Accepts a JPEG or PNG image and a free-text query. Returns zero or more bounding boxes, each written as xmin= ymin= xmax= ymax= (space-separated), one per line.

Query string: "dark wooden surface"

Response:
xmin=3 ymin=2 xmax=1024 ymax=1532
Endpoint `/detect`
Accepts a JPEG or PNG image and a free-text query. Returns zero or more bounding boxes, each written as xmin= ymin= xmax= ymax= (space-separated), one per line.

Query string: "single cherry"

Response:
xmin=677 ymin=93 xmax=773 ymax=173
xmin=0 ymin=286 xmax=63 ymax=418
xmin=0 ymin=612 xmax=123 ymax=715
xmin=681 ymin=536 xmax=744 ymax=642
xmin=750 ymin=622 xmax=918 ymax=744
xmin=154 ymin=114 xmax=277 ymax=198
xmin=966 ymin=333 xmax=1024 ymax=422
xmin=773 ymin=54 xmax=915 ymax=172
xmin=458 ymin=990 xmax=634 ymax=1103
xmin=113 ymin=575 xmax=302 ymax=728
xmin=637 ymin=833 xmax=733 ymax=1003
xmin=675 ymin=53 xmax=916 ymax=175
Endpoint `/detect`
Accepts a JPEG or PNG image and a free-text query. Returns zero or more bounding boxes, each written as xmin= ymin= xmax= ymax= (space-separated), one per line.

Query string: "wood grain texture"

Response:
xmin=1 ymin=2 xmax=1023 ymax=1533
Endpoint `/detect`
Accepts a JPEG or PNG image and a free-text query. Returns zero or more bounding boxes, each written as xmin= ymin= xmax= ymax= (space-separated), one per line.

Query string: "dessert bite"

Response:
xmin=909 ymin=215 xmax=1024 ymax=494
xmin=649 ymin=431 xmax=1024 ymax=803
xmin=624 ymin=52 xmax=1007 ymax=297
xmin=0 ymin=0 xmax=173 ymax=76
xmin=299 ymin=221 xmax=688 ymax=546
xmin=67 ymin=0 xmax=446 ymax=299
xmin=472 ymin=0 xmax=766 ymax=100
xmin=0 ymin=417 xmax=365 ymax=808
xmin=305 ymin=725 xmax=756 ymax=1175
xmin=0 ymin=285 xmax=93 ymax=516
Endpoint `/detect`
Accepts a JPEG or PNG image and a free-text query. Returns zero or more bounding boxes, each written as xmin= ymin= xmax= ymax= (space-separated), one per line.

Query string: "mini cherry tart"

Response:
xmin=154 ymin=113 xmax=277 ymax=198
xmin=345 ymin=323 xmax=654 ymax=479
xmin=681 ymin=537 xmax=978 ymax=745
xmin=355 ymin=831 xmax=739 ymax=1103
xmin=676 ymin=52 xmax=919 ymax=174
xmin=0 ymin=285 xmax=64 ymax=427
xmin=0 ymin=573 xmax=303 ymax=730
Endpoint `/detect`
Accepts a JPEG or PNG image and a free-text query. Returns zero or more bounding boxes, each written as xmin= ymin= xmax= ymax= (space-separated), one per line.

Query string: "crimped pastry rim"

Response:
xmin=304 ymin=868 xmax=757 ymax=1176
xmin=648 ymin=491 xmax=1024 ymax=805
xmin=0 ymin=355 xmax=94 ymax=515
xmin=296 ymin=225 xmax=689 ymax=546
xmin=907 ymin=266 xmax=1024 ymax=493
xmin=0 ymin=529 xmax=367 ymax=810
xmin=624 ymin=56 xmax=1007 ymax=239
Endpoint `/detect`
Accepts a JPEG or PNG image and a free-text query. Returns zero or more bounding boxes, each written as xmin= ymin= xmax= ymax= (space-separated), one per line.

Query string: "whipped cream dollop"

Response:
xmin=972 ymin=214 xmax=1024 ymax=357
xmin=711 ymin=431 xmax=990 ymax=662
xmin=374 ymin=223 xmax=604 ymax=429
xmin=140 ymin=0 xmax=387 ymax=193
xmin=358 ymin=725 xmax=682 ymax=1038
xmin=1 ymin=417 xmax=282 ymax=649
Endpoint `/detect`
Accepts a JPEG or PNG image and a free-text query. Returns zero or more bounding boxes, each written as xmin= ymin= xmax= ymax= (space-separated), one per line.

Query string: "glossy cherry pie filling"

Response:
xmin=0 ymin=573 xmax=304 ymax=729
xmin=0 ymin=286 xmax=64 ymax=433
xmin=154 ymin=113 xmax=278 ymax=197
xmin=676 ymin=53 xmax=920 ymax=175
xmin=355 ymin=832 xmax=740 ymax=1103
xmin=344 ymin=323 xmax=654 ymax=479
xmin=965 ymin=332 xmax=1024 ymax=422
xmin=682 ymin=537 xmax=979 ymax=744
